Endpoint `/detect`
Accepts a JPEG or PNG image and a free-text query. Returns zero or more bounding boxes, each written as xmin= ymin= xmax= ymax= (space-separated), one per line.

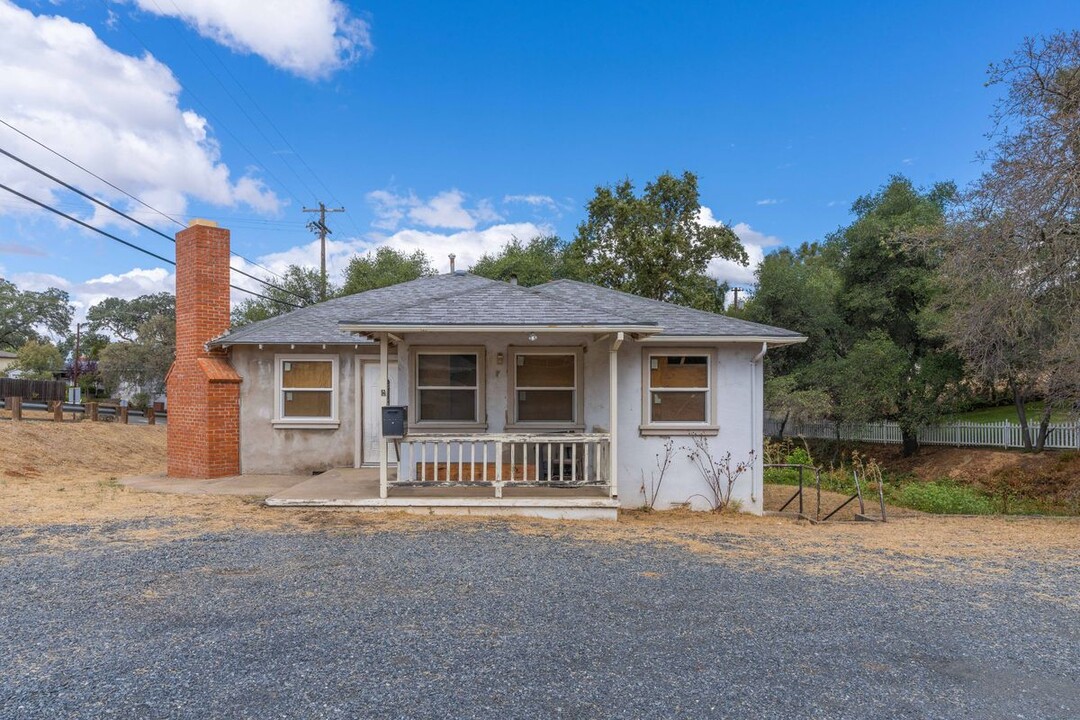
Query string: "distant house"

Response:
xmin=167 ymin=220 xmax=804 ymax=519
xmin=0 ymin=350 xmax=17 ymax=375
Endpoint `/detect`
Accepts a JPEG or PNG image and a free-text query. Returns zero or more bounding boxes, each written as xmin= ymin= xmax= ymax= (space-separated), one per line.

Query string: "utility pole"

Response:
xmin=303 ymin=202 xmax=345 ymax=301
xmin=731 ymin=287 xmax=740 ymax=311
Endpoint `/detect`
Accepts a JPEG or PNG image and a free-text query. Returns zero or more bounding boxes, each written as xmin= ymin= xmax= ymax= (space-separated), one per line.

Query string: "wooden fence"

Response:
xmin=0 ymin=378 xmax=68 ymax=402
xmin=0 ymin=397 xmax=163 ymax=425
xmin=765 ymin=418 xmax=1080 ymax=450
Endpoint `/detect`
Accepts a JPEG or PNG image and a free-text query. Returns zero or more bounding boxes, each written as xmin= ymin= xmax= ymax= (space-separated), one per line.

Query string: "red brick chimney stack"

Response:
xmin=166 ymin=219 xmax=242 ymax=478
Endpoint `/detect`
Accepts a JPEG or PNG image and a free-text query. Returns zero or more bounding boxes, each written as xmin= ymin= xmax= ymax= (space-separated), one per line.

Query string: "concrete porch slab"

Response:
xmin=264 ymin=468 xmax=619 ymax=520
xmin=122 ymin=468 xmax=619 ymax=520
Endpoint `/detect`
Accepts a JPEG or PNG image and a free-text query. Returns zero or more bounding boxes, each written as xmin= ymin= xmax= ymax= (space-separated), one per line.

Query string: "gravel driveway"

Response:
xmin=1 ymin=523 xmax=1077 ymax=720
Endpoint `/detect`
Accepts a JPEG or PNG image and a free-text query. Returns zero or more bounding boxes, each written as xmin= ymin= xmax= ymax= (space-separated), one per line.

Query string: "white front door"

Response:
xmin=360 ymin=360 xmax=397 ymax=465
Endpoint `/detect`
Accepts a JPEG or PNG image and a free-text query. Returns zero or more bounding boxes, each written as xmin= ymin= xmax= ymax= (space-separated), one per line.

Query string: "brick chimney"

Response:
xmin=166 ymin=219 xmax=242 ymax=478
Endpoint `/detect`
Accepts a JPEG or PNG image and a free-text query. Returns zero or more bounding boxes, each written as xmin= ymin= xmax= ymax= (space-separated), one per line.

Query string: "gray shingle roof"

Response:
xmin=339 ymin=281 xmax=651 ymax=329
xmin=211 ymin=272 xmax=802 ymax=346
xmin=213 ymin=273 xmax=492 ymax=346
xmin=532 ymin=279 xmax=803 ymax=338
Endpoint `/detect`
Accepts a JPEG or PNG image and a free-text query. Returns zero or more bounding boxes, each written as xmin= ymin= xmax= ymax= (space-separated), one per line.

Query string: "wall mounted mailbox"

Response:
xmin=382 ymin=405 xmax=407 ymax=438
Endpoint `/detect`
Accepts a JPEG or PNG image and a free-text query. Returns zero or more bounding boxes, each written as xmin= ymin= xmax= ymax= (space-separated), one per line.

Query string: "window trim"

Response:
xmin=506 ymin=346 xmax=585 ymax=431
xmin=639 ymin=348 xmax=718 ymax=436
xmin=272 ymin=353 xmax=339 ymax=429
xmin=409 ymin=346 xmax=487 ymax=431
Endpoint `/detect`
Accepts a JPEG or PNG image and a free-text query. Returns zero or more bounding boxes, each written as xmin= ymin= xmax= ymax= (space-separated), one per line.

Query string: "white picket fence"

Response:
xmin=765 ymin=418 xmax=1080 ymax=450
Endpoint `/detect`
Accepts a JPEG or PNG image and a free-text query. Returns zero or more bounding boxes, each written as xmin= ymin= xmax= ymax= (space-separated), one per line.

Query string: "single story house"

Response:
xmin=166 ymin=220 xmax=804 ymax=519
xmin=0 ymin=350 xmax=18 ymax=375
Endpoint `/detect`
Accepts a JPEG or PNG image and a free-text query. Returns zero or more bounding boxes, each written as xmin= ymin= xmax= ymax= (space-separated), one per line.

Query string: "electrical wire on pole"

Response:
xmin=303 ymin=202 xmax=345 ymax=302
xmin=0 ymin=181 xmax=301 ymax=310
xmin=0 ymin=115 xmax=296 ymax=289
xmin=0 ymin=145 xmax=312 ymax=305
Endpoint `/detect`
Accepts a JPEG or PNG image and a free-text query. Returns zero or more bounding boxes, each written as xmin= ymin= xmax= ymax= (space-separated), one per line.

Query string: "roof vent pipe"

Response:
xmin=448 ymin=254 xmax=456 ymax=273
xmin=509 ymin=274 xmax=518 ymax=286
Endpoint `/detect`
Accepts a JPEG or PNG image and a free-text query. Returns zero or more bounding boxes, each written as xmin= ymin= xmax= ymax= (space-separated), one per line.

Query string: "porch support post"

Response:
xmin=608 ymin=332 xmax=624 ymax=498
xmin=379 ymin=332 xmax=389 ymax=499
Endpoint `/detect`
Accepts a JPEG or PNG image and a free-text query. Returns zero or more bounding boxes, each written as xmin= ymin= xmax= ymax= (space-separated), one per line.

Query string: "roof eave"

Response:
xmin=338 ymin=323 xmax=661 ymax=335
xmin=637 ymin=334 xmax=808 ymax=345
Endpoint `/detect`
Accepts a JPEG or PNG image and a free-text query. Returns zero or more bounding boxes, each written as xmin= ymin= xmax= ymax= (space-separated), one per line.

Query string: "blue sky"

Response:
xmin=0 ymin=0 xmax=1075 ymax=317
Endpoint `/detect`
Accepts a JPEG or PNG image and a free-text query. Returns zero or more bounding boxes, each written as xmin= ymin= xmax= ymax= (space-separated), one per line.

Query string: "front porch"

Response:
xmin=264 ymin=467 xmax=619 ymax=520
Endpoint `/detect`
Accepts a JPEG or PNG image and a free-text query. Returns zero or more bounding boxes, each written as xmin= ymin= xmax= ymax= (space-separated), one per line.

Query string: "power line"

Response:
xmin=101 ymin=0 xmax=309 ymax=208
xmin=0 ymin=145 xmax=313 ymax=304
xmin=304 ymin=202 xmax=345 ymax=301
xmin=155 ymin=0 xmax=367 ymax=240
xmin=0 ymin=182 xmax=301 ymax=309
xmin=0 ymin=115 xmax=294 ymax=286
xmin=0 ymin=117 xmax=184 ymax=227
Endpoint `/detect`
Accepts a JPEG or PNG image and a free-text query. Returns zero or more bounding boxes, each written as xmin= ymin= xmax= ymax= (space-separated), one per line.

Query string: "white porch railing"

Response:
xmin=393 ymin=433 xmax=611 ymax=497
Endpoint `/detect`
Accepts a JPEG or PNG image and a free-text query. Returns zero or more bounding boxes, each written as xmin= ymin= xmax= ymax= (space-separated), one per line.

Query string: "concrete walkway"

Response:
xmin=121 ymin=473 xmax=302 ymax=497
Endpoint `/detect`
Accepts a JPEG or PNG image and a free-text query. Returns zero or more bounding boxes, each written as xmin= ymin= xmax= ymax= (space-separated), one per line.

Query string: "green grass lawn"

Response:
xmin=946 ymin=401 xmax=1072 ymax=424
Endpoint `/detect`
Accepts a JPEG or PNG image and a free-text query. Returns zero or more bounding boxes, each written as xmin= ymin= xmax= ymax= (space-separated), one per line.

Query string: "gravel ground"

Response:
xmin=1 ymin=523 xmax=1077 ymax=720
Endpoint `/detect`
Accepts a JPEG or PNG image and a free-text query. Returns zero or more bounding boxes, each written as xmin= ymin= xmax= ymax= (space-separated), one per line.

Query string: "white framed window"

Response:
xmin=641 ymin=350 xmax=716 ymax=432
xmin=508 ymin=347 xmax=583 ymax=429
xmin=273 ymin=354 xmax=338 ymax=427
xmin=412 ymin=347 xmax=485 ymax=426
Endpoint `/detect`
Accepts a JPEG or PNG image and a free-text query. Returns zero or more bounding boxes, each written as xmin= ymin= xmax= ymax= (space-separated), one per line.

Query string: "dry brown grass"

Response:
xmin=2 ymin=418 xmax=1077 ymax=605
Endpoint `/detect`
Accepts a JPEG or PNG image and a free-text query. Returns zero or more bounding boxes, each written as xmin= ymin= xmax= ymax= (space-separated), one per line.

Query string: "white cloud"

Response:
xmin=232 ymin=221 xmax=551 ymax=284
xmin=10 ymin=266 xmax=174 ymax=322
xmin=0 ymin=1 xmax=281 ymax=226
xmin=122 ymin=0 xmax=372 ymax=79
xmin=366 ymin=188 xmax=503 ymax=231
xmin=697 ymin=206 xmax=783 ymax=287
xmin=408 ymin=190 xmax=480 ymax=230
xmin=504 ymin=194 xmax=558 ymax=209
xmin=755 ymin=198 xmax=782 ymax=206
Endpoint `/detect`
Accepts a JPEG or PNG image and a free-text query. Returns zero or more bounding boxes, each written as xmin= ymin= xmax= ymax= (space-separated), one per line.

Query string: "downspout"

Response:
xmin=750 ymin=342 xmax=768 ymax=512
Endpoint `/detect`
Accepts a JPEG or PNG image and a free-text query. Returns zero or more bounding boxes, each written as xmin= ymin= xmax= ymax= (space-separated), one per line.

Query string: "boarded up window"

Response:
xmin=282 ymin=360 xmax=333 ymax=389
xmin=514 ymin=352 xmax=577 ymax=424
xmin=279 ymin=358 xmax=334 ymax=419
xmin=283 ymin=390 xmax=332 ymax=418
xmin=417 ymin=353 xmax=479 ymax=422
xmin=648 ymin=354 xmax=709 ymax=424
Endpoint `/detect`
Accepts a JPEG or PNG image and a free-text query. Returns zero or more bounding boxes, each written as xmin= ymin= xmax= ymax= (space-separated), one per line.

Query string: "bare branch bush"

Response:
xmin=683 ymin=435 xmax=756 ymax=512
xmin=638 ymin=439 xmax=675 ymax=512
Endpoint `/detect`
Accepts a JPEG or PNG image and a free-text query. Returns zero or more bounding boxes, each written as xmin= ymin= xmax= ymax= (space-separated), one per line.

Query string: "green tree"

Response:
xmin=86 ymin=292 xmax=175 ymax=341
xmin=0 ymin=278 xmax=73 ymax=351
xmin=341 ymin=247 xmax=436 ymax=296
xmin=568 ymin=171 xmax=747 ymax=311
xmin=836 ymin=176 xmax=963 ymax=455
xmin=741 ymin=242 xmax=846 ymax=377
xmin=232 ymin=265 xmax=323 ymax=327
xmin=740 ymin=242 xmax=847 ymax=434
xmin=97 ymin=314 xmax=175 ymax=397
xmin=469 ymin=235 xmax=585 ymax=286
xmin=11 ymin=340 xmax=63 ymax=379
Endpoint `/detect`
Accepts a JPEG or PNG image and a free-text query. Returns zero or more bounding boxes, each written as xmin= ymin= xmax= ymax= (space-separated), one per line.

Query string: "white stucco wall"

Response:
xmin=232 ymin=345 xmax=374 ymax=475
xmin=228 ymin=335 xmax=765 ymax=512
xmin=614 ymin=342 xmax=764 ymax=513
